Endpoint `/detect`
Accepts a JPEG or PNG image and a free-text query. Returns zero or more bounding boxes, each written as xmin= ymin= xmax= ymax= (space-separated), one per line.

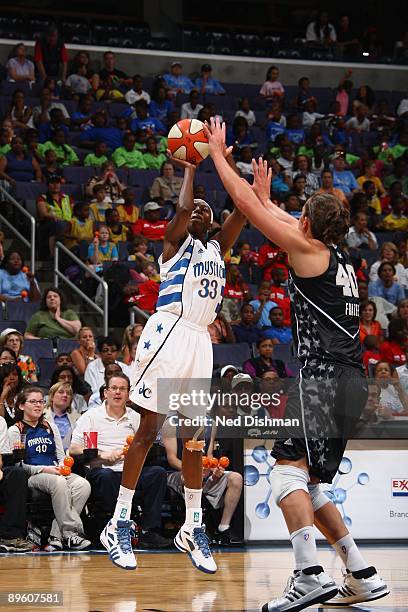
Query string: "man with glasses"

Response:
xmin=84 ymin=336 xmax=131 ymax=394
xmin=70 ymin=373 xmax=170 ymax=549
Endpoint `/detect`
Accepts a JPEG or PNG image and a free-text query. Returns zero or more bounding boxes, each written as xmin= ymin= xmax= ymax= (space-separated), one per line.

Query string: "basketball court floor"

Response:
xmin=0 ymin=544 xmax=406 ymax=611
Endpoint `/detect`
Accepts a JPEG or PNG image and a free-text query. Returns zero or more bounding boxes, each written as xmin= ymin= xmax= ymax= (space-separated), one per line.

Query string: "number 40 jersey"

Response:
xmin=156 ymin=235 xmax=226 ymax=328
xmin=289 ymin=245 xmax=362 ymax=368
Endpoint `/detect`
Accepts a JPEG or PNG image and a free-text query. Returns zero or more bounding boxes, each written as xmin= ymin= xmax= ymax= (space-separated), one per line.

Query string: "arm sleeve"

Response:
xmin=25 ymin=312 xmax=40 ymax=335
xmin=50 ymin=422 xmax=65 ymax=463
xmin=63 ymin=309 xmax=80 ymax=321
xmin=0 ymin=417 xmax=10 ymax=454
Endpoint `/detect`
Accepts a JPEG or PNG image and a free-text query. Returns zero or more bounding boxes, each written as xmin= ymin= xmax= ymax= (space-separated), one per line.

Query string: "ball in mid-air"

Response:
xmin=167 ymin=118 xmax=209 ymax=165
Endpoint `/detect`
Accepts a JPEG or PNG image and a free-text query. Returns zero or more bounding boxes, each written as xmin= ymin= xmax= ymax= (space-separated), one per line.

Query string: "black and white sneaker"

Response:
xmin=64 ymin=534 xmax=91 ymax=551
xmin=262 ymin=565 xmax=338 ymax=611
xmin=325 ymin=566 xmax=389 ymax=605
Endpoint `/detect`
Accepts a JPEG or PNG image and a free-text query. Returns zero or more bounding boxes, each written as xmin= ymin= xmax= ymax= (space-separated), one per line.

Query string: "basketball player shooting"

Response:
xmin=101 ymin=151 xmax=246 ymax=573
xmin=205 ymin=118 xmax=389 ymax=611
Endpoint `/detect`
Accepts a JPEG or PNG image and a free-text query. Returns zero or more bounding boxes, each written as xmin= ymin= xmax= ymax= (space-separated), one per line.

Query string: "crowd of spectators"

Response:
xmin=0 ymin=23 xmax=407 ymax=553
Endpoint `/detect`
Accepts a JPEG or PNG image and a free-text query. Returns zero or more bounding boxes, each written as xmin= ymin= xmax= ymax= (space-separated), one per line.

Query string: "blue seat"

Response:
xmin=7 ymin=301 xmax=40 ymax=325
xmin=128 ymin=169 xmax=160 ymax=187
xmin=23 ymin=339 xmax=54 ymax=361
xmin=57 ymin=339 xmax=80 ymax=354
xmin=212 ymin=343 xmax=251 ymax=368
xmin=286 ymin=361 xmax=301 ymax=377
xmin=0 ymin=320 xmax=25 ymax=334
xmin=63 ymin=166 xmax=95 ymax=184
xmin=272 ymin=344 xmax=294 ymax=362
xmin=37 ymin=358 xmax=56 ymax=386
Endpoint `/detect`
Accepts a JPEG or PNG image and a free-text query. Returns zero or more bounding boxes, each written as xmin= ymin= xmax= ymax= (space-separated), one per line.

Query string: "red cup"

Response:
xmin=84 ymin=432 xmax=98 ymax=449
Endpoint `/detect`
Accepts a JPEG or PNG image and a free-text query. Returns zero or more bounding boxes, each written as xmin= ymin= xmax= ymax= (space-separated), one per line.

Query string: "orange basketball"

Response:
xmin=202 ymin=456 xmax=211 ymax=469
xmin=64 ymin=456 xmax=74 ymax=467
xmin=167 ymin=119 xmax=209 ymax=165
xmin=218 ymin=456 xmax=230 ymax=468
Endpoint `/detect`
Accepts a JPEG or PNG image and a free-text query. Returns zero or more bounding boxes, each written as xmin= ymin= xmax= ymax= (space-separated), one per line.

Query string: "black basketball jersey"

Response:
xmin=289 ymin=245 xmax=362 ymax=368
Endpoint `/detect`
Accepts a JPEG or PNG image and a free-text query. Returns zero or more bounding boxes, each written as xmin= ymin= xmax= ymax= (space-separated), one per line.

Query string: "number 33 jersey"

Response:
xmin=156 ymin=234 xmax=226 ymax=327
xmin=289 ymin=245 xmax=362 ymax=368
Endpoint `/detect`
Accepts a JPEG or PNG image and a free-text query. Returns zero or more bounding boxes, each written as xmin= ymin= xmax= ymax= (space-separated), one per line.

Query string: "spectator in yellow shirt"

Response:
xmin=361 ymin=180 xmax=382 ymax=215
xmin=64 ymin=202 xmax=94 ymax=249
xmin=115 ymin=188 xmax=139 ymax=231
xmin=357 ymin=161 xmax=386 ymax=196
xmin=89 ymin=184 xmax=113 ymax=224
xmin=382 ymin=197 xmax=408 ymax=232
xmin=105 ymin=208 xmax=129 ymax=244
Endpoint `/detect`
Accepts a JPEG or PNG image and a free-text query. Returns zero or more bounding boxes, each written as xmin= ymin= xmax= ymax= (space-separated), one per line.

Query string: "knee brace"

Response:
xmin=307 ymin=483 xmax=330 ymax=512
xmin=270 ymin=465 xmax=310 ymax=506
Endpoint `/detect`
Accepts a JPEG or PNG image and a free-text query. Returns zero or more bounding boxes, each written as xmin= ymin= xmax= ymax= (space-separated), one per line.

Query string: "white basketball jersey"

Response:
xmin=156 ymin=234 xmax=226 ymax=327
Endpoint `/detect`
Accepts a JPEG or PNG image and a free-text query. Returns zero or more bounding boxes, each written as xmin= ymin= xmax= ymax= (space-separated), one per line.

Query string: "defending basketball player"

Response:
xmin=205 ymin=118 xmax=389 ymax=611
xmin=101 ymin=152 xmax=246 ymax=573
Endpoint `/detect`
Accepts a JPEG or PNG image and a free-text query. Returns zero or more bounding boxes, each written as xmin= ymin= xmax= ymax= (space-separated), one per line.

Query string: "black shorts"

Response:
xmin=271 ymin=360 xmax=367 ymax=483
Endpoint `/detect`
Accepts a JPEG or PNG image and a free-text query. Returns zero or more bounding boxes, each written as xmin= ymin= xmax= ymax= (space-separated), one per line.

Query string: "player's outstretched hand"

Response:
xmin=250 ymin=157 xmax=272 ymax=206
xmin=203 ymin=117 xmax=233 ymax=159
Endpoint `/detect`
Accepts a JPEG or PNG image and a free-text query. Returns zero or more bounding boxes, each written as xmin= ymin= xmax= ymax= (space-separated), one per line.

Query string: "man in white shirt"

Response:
xmin=84 ymin=336 xmax=131 ymax=393
xmin=346 ymin=212 xmax=378 ymax=250
xmin=0 ymin=416 xmax=32 ymax=552
xmin=70 ymin=373 xmax=170 ymax=549
xmin=125 ymin=75 xmax=151 ymax=106
xmin=87 ymin=362 xmax=123 ymax=410
xmin=180 ymin=89 xmax=203 ymax=120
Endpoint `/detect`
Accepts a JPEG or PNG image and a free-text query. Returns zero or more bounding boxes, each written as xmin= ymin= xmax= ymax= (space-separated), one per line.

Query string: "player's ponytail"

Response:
xmin=304 ymin=193 xmax=350 ymax=246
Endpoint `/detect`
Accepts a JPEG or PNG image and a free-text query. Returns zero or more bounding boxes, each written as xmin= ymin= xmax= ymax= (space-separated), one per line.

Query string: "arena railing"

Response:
xmin=0 ymin=184 xmax=36 ymax=273
xmin=54 ymin=241 xmax=108 ymax=335
xmin=129 ymin=305 xmax=150 ymax=325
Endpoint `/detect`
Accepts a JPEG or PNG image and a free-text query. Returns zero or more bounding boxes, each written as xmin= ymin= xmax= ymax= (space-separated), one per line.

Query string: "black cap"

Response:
xmin=201 ymin=63 xmax=212 ymax=72
xmin=47 ymin=173 xmax=62 ymax=184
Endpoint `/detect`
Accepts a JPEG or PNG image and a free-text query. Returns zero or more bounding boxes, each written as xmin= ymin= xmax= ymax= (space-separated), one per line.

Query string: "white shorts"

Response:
xmin=129 ymin=311 xmax=213 ymax=417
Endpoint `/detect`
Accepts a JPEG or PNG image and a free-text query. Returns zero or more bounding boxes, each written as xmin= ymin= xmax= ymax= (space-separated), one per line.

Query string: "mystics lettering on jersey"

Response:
xmin=289 ymin=245 xmax=362 ymax=368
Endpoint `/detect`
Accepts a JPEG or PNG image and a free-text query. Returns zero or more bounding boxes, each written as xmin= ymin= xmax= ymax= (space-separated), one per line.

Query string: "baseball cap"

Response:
xmin=231 ymin=373 xmax=253 ymax=390
xmin=144 ymin=202 xmax=162 ymax=212
xmin=171 ymin=61 xmax=182 ymax=68
xmin=0 ymin=328 xmax=23 ymax=338
xmin=47 ymin=173 xmax=62 ymax=183
xmin=220 ymin=365 xmax=239 ymax=378
xmin=333 ymin=151 xmax=345 ymax=159
xmin=201 ymin=63 xmax=212 ymax=72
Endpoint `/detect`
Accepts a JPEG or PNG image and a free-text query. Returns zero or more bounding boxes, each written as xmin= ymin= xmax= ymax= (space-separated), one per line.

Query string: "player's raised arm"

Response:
xmin=250 ymin=157 xmax=298 ymax=227
xmin=162 ymin=158 xmax=196 ymax=261
xmin=204 ymin=118 xmax=310 ymax=256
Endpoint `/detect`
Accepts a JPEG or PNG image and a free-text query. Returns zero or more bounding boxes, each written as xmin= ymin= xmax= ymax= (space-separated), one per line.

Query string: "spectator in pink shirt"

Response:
xmin=336 ymin=69 xmax=353 ymax=116
xmin=260 ymin=66 xmax=285 ymax=100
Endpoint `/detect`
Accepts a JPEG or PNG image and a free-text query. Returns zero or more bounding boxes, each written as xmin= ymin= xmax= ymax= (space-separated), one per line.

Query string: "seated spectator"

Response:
xmin=143 ymin=136 xmax=167 ymax=170
xmin=7 ymin=90 xmax=33 ymax=131
xmin=79 ymin=111 xmax=124 ymax=151
xmin=262 ymin=307 xmax=293 ymax=344
xmin=382 ymin=196 xmax=408 ymax=232
xmin=265 ymin=104 xmax=286 ymax=144
xmin=6 ymin=42 xmax=35 ymax=83
xmin=384 ymin=157 xmax=408 ymax=194
xmin=346 ymin=105 xmax=370 ymax=132
xmin=44 ymin=382 xmax=79 ymax=450
xmin=291 ymin=174 xmax=308 ymax=205
xmin=258 ymin=240 xmax=289 ymax=282
xmin=243 ymin=337 xmax=288 ymax=378
xmin=181 ymin=90 xmax=203 ymax=120
xmin=276 ymin=141 xmax=294 ymax=176
xmin=292 ymin=155 xmax=319 ymax=197
xmin=96 ymin=51 xmax=129 ymax=101
xmin=0 ymin=249 xmax=41 ymax=304
xmin=0 ymin=136 xmax=41 ymax=185
xmin=195 ymin=63 xmax=225 ymax=95
xmin=150 ymin=161 xmax=183 ymax=205
xmin=148 ymin=86 xmax=173 ymax=123
xmin=383 ymin=132 xmax=408 ymax=162
xmin=236 ymin=146 xmax=254 ymax=176
xmin=397 ymin=298 xmax=408 ymax=327
xmin=41 ymin=128 xmax=79 ymax=166
xmin=352 ymin=85 xmax=375 ymax=114
xmin=121 ymin=324 xmax=144 ymax=365
xmin=86 ymin=161 xmax=125 ymax=204
xmin=357 ymin=160 xmax=386 ymax=195
xmin=163 ymin=424 xmax=242 ymax=546
xmin=49 ymin=365 xmax=90 ymax=412
xmin=132 ymin=202 xmax=168 ymax=241
xmin=346 ymin=212 xmax=378 ymax=250
xmin=112 ymin=132 xmax=146 ymax=170
xmin=269 ymin=269 xmax=291 ymax=325
xmin=0 ymin=362 xmax=24 ymax=427
xmin=302 ymin=99 xmax=325 ymax=128
xmin=84 ymin=336 xmax=130 ymax=393
xmin=221 ymin=264 xmax=249 ymax=322
xmin=227 ymin=116 xmax=257 ymax=150
xmin=0 ymin=328 xmax=38 ymax=383
xmin=361 ymin=180 xmax=382 ymax=216
xmin=70 ymin=373 xmax=170 ymax=548
xmin=84 ymin=142 xmax=109 ymax=169
xmin=130 ymin=100 xmax=166 ymax=135
xmin=359 ymin=300 xmax=382 ymax=343
xmin=234 ymin=97 xmax=256 ymax=127
xmin=25 ymin=287 xmax=81 ymax=340
xmin=64 ymin=202 xmax=94 ymax=250
xmin=250 ymin=284 xmax=278 ymax=328
xmin=380 ymin=319 xmax=408 ymax=366
xmin=64 ymin=63 xmax=92 ymax=98
xmin=37 ymin=175 xmax=74 ymax=257
xmin=69 ymin=50 xmax=99 ymax=92
xmin=89 ymin=185 xmax=112 ymax=223
xmin=283 ymin=193 xmax=302 ymax=219
xmin=127 ymin=234 xmax=155 ymax=265
xmin=373 ymin=361 xmax=408 ymax=416
xmin=87 ymin=362 xmax=122 ymax=409
xmin=208 ymin=313 xmax=236 ymax=344
xmin=116 ymin=187 xmax=140 ymax=229
xmin=55 ymin=352 xmax=74 ymax=368
xmin=0 ymin=414 xmax=32 ymax=553
xmin=358 ymin=278 xmax=396 ymax=332
xmin=369 ymin=262 xmax=405 ymax=306
xmin=9 ymin=386 xmax=91 ymax=551
xmin=125 ymin=74 xmax=150 ymax=106
xmin=332 ymin=152 xmax=359 ymax=197
xmin=42 ymin=149 xmax=63 ymax=183
xmin=306 ymin=11 xmax=337 ymax=47
xmin=32 ymin=88 xmax=70 ymax=128
xmin=105 ymin=209 xmax=129 ymax=244
xmin=369 ymin=242 xmax=407 ymax=288
xmin=285 ymin=114 xmax=306 ymax=146
xmin=34 ymin=24 xmax=68 ymax=81
xmin=88 ymin=224 xmax=118 ymax=266
xmin=43 ymin=77 xmax=61 ymax=100
xmin=71 ymin=95 xmax=94 ymax=131
xmin=232 ymin=303 xmax=263 ymax=345
xmin=70 ymin=326 xmax=97 ymax=378
xmin=0 ymin=347 xmax=17 ymax=365
xmin=0 ymin=127 xmax=12 ymax=157
xmin=260 ymin=65 xmax=284 ymax=100
xmin=362 ymin=335 xmax=381 ymax=372
xmin=163 ymin=61 xmax=194 ymax=95
xmin=38 ymin=107 xmax=69 ymax=144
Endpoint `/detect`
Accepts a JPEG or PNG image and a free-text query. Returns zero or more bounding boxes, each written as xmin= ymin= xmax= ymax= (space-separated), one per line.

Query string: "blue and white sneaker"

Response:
xmin=100 ymin=519 xmax=137 ymax=570
xmin=174 ymin=524 xmax=217 ymax=574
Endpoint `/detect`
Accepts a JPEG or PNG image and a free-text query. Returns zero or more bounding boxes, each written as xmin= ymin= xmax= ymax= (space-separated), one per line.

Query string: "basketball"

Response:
xmin=167 ymin=118 xmax=209 ymax=165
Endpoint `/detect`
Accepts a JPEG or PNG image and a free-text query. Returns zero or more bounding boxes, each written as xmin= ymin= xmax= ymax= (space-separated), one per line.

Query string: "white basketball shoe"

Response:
xmin=100 ymin=519 xmax=137 ymax=570
xmin=325 ymin=566 xmax=389 ymax=605
xmin=262 ymin=566 xmax=338 ymax=611
xmin=174 ymin=524 xmax=217 ymax=574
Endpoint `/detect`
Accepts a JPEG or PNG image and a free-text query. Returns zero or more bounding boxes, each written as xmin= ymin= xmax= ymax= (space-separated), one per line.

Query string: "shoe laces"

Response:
xmin=284 ymin=572 xmax=297 ymax=594
xmin=193 ymin=527 xmax=212 ymax=559
xmin=69 ymin=535 xmax=82 ymax=545
xmin=116 ymin=522 xmax=133 ymax=555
